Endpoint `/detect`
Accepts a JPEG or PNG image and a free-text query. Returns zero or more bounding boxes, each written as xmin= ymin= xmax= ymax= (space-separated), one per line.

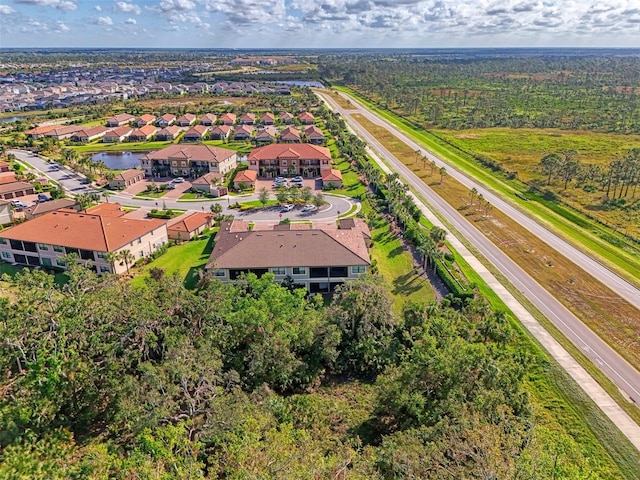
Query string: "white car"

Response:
xmin=11 ymin=200 xmax=28 ymax=208
xmin=302 ymin=204 xmax=317 ymax=212
xmin=172 ymin=177 xmax=185 ymax=183
xmin=280 ymin=203 xmax=294 ymax=212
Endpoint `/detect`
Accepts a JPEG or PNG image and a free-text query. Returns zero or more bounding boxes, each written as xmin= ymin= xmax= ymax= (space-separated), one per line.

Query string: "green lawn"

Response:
xmin=133 ymin=190 xmax=168 ymax=199
xmin=368 ymin=216 xmax=435 ymax=311
xmin=131 ymin=229 xmax=217 ymax=289
xmin=0 ymin=262 xmax=69 ymax=287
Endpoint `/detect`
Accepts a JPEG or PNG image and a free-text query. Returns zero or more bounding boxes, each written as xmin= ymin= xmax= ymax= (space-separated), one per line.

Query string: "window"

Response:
xmin=292 ymin=267 xmax=306 ymax=275
xmin=0 ymin=238 xmax=6 ymax=245
xmin=38 ymin=244 xmax=48 ymax=250
xmin=282 ymin=160 xmax=287 ymax=166
xmin=271 ymin=267 xmax=286 ymax=275
xmin=53 ymin=245 xmax=63 ymax=253
xmin=172 ymin=161 xmax=177 ymax=166
xmin=139 ymin=251 xmax=144 ymax=258
xmin=99 ymin=266 xmax=111 ymax=273
xmin=1 ymin=251 xmax=11 ymax=259
xmin=56 ymin=258 xmax=66 ymax=267
xmin=41 ymin=257 xmax=52 ymax=266
xmin=96 ymin=252 xmax=107 ymax=259
xmin=352 ymin=266 xmax=366 ymax=274
xmin=137 ymin=238 xmax=142 ymax=244
xmin=214 ymin=269 xmax=225 ymax=277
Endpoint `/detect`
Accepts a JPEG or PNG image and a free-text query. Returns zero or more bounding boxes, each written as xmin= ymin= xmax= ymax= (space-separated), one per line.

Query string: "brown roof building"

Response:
xmin=0 ymin=205 xmax=168 ymax=274
xmin=108 ymin=169 xmax=145 ymax=189
xmin=167 ymin=212 xmax=213 ymax=241
xmin=247 ymin=143 xmax=332 ymax=178
xmin=206 ymin=220 xmax=371 ymax=293
xmin=140 ymin=144 xmax=237 ymax=178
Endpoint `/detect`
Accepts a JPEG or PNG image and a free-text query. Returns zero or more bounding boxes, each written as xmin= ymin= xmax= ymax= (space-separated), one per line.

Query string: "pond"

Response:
xmin=0 ymin=116 xmax=27 ymax=123
xmin=277 ymin=80 xmax=324 ymax=88
xmin=91 ymin=151 xmax=148 ymax=170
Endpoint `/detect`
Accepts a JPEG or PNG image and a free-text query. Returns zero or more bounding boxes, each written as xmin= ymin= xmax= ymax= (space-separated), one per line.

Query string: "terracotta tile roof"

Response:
xmin=130 ymin=124 xmax=158 ymax=138
xmin=157 ymin=125 xmax=183 ymax=137
xmin=86 ymin=202 xmax=128 ymax=217
xmin=260 ymin=112 xmax=275 ymax=122
xmin=138 ymin=114 xmax=156 ymax=123
xmin=159 ymin=113 xmax=176 ymax=123
xmin=210 ymin=125 xmax=232 ymax=136
xmin=304 ymin=125 xmax=324 ymax=138
xmin=280 ymin=126 xmax=301 ymax=140
xmin=240 ymin=112 xmax=256 ymax=122
xmin=207 ymin=220 xmax=370 ymax=270
xmin=255 ymin=126 xmax=277 ymax=140
xmin=233 ymin=125 xmax=253 ymax=136
xmin=108 ymin=113 xmax=135 ymax=124
xmin=114 ymin=169 xmax=145 ymax=182
xmin=167 ymin=212 xmax=212 ymax=234
xmin=104 ymin=126 xmax=133 ymax=138
xmin=26 ymin=125 xmax=57 ymax=136
xmin=200 ymin=113 xmax=217 ymax=124
xmin=142 ymin=144 xmax=236 ymax=163
xmin=0 ymin=172 xmax=17 ymax=184
xmin=184 ymin=125 xmax=209 ymax=137
xmin=234 ymin=170 xmax=257 ymax=183
xmin=279 ymin=112 xmax=294 ymax=121
xmin=177 ymin=113 xmax=196 ymax=124
xmin=191 ymin=172 xmax=222 ymax=185
xmin=0 ymin=207 xmax=165 ymax=252
xmin=0 ymin=181 xmax=33 ymax=195
xmin=248 ymin=143 xmax=331 ymax=161
xmin=44 ymin=125 xmax=85 ymax=137
xmin=220 ymin=113 xmax=237 ymax=124
xmin=322 ymin=169 xmax=342 ymax=182
xmin=298 ymin=111 xmax=314 ymax=122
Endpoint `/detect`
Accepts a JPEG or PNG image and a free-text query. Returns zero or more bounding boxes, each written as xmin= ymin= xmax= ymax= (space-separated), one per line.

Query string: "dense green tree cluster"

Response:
xmin=0 ymin=265 xmax=613 ymax=477
xmin=321 ymin=54 xmax=640 ymax=133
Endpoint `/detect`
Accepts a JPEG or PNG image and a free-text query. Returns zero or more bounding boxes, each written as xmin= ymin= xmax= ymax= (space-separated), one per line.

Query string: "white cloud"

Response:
xmin=97 ymin=15 xmax=114 ymax=25
xmin=125 ymin=17 xmax=137 ymax=24
xmin=14 ymin=0 xmax=77 ymax=10
xmin=0 ymin=4 xmax=15 ymax=13
xmin=153 ymin=0 xmax=196 ymax=13
xmin=115 ymin=1 xmax=141 ymax=15
xmin=202 ymin=0 xmax=286 ymax=25
xmin=55 ymin=20 xmax=70 ymax=32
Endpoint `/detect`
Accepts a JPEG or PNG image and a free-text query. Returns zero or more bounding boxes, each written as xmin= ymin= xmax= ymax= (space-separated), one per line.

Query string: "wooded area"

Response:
xmin=0 ymin=263 xmax=621 ymax=478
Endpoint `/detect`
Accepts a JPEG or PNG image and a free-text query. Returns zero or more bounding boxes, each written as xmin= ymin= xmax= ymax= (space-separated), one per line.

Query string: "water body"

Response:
xmin=91 ymin=151 xmax=147 ymax=170
xmin=277 ymin=80 xmax=324 ymax=88
xmin=0 ymin=116 xmax=27 ymax=123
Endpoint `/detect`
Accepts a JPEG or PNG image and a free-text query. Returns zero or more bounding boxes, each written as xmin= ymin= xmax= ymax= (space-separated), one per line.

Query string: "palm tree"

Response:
xmin=117 ymin=249 xmax=135 ymax=274
xmin=102 ymin=191 xmax=113 ymax=203
xmin=469 ymin=187 xmax=478 ymax=206
xmin=430 ymin=226 xmax=447 ymax=246
xmin=439 ymin=167 xmax=447 ymax=184
xmin=105 ymin=251 xmax=118 ymax=273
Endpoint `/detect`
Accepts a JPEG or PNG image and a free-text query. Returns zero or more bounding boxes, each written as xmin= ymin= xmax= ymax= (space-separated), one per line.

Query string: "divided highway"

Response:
xmin=316 ymin=90 xmax=640 ymax=447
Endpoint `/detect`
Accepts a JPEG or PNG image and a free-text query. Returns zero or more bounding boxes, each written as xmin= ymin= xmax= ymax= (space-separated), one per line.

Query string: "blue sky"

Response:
xmin=1 ymin=0 xmax=640 ymax=48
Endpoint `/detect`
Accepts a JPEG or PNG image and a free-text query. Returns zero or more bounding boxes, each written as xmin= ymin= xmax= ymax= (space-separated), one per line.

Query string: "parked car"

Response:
xmin=275 ymin=176 xmax=286 ymax=182
xmin=37 ymin=193 xmax=49 ymax=203
xmin=280 ymin=203 xmax=294 ymax=212
xmin=11 ymin=200 xmax=28 ymax=208
xmin=166 ymin=183 xmax=176 ymax=190
xmin=291 ymin=176 xmax=303 ymax=183
xmin=173 ymin=177 xmax=185 ymax=183
xmin=302 ymin=204 xmax=318 ymax=212
xmin=49 ymin=163 xmax=59 ymax=170
xmin=273 ymin=180 xmax=287 ymax=188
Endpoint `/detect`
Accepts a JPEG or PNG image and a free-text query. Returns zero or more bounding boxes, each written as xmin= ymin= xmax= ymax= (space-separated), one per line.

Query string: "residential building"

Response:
xmin=0 ymin=181 xmax=35 ymax=200
xmin=129 ymin=124 xmax=158 ymax=142
xmin=25 ymin=125 xmax=57 ymax=139
xmin=191 ymin=172 xmax=223 ymax=195
xmin=255 ymin=126 xmax=278 ymax=143
xmin=209 ymin=125 xmax=231 ymax=140
xmin=0 ymin=205 xmax=168 ymax=274
xmin=260 ymin=112 xmax=275 ymax=125
xmin=233 ymin=125 xmax=253 ymax=141
xmin=233 ymin=169 xmax=257 ymax=189
xmin=156 ymin=125 xmax=183 ymax=141
xmin=71 ymin=125 xmax=109 ymax=143
xmin=0 ymin=199 xmax=11 ymax=225
xmin=167 ymin=212 xmax=213 ymax=241
xmin=42 ymin=125 xmax=85 ymax=140
xmin=200 ymin=113 xmax=217 ymax=126
xmin=0 ymin=161 xmax=10 ymax=173
xmin=304 ymin=125 xmax=325 ymax=144
xmin=280 ymin=126 xmax=301 ymax=143
xmin=103 ymin=126 xmax=133 ymax=143
xmin=156 ymin=113 xmax=176 ymax=127
xmin=206 ymin=220 xmax=371 ymax=293
xmin=177 ymin=113 xmax=197 ymax=127
xmin=183 ymin=125 xmax=209 ymax=142
xmin=321 ymin=169 xmax=343 ymax=188
xmin=247 ymin=143 xmax=332 ymax=178
xmin=24 ymin=198 xmax=79 ymax=220
xmin=106 ymin=113 xmax=135 ymax=127
xmin=220 ymin=112 xmax=236 ymax=125
xmin=108 ymin=169 xmax=145 ymax=189
xmin=135 ymin=114 xmax=156 ymax=127
xmin=239 ymin=112 xmax=256 ymax=125
xmin=298 ymin=111 xmax=315 ymax=125
xmin=279 ymin=112 xmax=294 ymax=124
xmin=140 ymin=144 xmax=237 ymax=178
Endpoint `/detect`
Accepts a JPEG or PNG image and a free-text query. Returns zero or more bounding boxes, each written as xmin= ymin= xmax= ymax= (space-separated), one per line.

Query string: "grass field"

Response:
xmin=131 ymin=230 xmax=216 ymax=290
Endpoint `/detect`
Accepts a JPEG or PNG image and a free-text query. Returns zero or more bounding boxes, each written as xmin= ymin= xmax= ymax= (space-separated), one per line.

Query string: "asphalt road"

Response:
xmin=9 ymin=149 xmax=355 ymax=223
xmin=316 ymin=91 xmax=640 ymax=407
